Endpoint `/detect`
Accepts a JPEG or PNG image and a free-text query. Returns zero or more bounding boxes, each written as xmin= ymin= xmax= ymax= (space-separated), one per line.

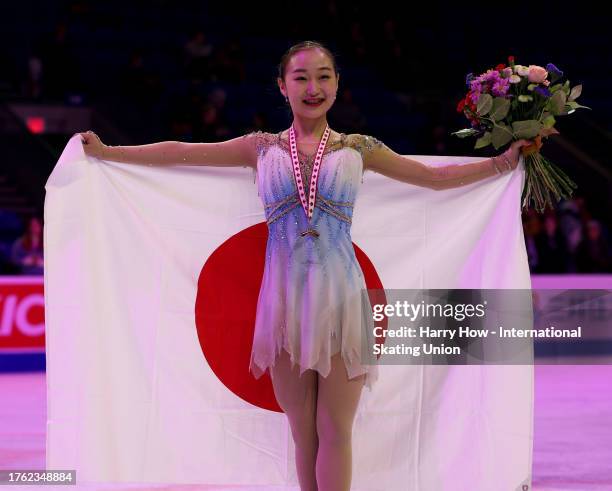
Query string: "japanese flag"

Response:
xmin=44 ymin=135 xmax=532 ymax=490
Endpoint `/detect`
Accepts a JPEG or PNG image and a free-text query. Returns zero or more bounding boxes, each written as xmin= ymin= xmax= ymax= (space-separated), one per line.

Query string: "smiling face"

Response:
xmin=277 ymin=47 xmax=339 ymax=120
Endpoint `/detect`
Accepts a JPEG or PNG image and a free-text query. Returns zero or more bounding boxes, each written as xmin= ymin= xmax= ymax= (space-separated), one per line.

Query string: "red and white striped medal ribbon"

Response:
xmin=289 ymin=124 xmax=330 ymax=238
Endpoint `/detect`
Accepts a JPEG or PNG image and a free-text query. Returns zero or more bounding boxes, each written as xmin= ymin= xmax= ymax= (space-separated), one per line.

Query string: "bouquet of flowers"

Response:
xmin=452 ymin=56 xmax=590 ymax=212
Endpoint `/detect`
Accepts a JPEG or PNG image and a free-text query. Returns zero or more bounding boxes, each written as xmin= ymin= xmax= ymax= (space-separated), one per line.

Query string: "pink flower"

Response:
xmin=492 ymin=78 xmax=510 ymax=96
xmin=528 ymin=65 xmax=548 ymax=83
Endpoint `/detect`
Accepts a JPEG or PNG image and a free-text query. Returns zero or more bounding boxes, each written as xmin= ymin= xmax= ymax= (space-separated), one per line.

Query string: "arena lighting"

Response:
xmin=25 ymin=116 xmax=45 ymax=134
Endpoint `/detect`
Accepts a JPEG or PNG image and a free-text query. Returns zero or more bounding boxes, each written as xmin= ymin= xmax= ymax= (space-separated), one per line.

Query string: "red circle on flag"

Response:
xmin=195 ymin=222 xmax=385 ymax=412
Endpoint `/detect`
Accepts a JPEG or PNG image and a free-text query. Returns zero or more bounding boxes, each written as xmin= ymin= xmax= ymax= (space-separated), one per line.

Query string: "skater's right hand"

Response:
xmin=77 ymin=130 xmax=106 ymax=158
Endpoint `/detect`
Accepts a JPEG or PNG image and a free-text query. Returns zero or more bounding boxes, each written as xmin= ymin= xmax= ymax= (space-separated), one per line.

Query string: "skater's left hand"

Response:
xmin=501 ymin=139 xmax=534 ymax=170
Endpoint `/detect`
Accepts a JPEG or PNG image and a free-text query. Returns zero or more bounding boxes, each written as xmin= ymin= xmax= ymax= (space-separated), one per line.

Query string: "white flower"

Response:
xmin=509 ymin=74 xmax=522 ymax=84
xmin=515 ymin=65 xmax=530 ymax=77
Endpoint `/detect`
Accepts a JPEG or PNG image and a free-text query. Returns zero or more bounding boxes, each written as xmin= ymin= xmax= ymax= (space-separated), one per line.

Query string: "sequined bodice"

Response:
xmin=243 ymin=132 xmax=379 ymax=267
xmin=251 ymin=129 xmax=383 ymax=192
xmin=275 ymin=132 xmax=349 ymax=197
xmin=248 ymin=131 xmax=385 ymax=236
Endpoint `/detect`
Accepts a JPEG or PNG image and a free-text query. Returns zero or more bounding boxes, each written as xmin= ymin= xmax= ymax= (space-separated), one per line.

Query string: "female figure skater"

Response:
xmin=79 ymin=40 xmax=532 ymax=491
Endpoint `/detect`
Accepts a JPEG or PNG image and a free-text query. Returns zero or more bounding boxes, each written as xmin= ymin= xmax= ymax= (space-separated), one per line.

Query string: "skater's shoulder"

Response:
xmin=344 ymin=133 xmax=389 ymax=157
xmin=241 ymin=130 xmax=279 ymax=157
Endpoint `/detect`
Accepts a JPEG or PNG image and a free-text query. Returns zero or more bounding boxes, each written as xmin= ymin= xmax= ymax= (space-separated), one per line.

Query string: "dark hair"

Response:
xmin=278 ymin=40 xmax=339 ymax=81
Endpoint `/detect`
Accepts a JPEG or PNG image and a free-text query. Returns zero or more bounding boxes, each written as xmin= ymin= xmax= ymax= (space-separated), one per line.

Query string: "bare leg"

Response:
xmin=316 ymin=353 xmax=365 ymax=491
xmin=270 ymin=348 xmax=319 ymax=491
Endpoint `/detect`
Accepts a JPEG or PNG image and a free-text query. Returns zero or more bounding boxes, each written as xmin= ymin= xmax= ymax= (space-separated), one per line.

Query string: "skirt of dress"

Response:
xmin=249 ymin=237 xmax=379 ymax=391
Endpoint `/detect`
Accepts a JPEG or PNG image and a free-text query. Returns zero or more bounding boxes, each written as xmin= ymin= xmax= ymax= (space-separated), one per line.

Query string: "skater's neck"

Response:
xmin=290 ymin=117 xmax=329 ymax=142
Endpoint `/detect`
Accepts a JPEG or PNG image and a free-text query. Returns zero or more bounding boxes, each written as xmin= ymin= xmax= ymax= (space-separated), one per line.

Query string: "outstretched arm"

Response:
xmin=363 ymin=137 xmax=531 ymax=191
xmin=79 ymin=131 xmax=258 ymax=169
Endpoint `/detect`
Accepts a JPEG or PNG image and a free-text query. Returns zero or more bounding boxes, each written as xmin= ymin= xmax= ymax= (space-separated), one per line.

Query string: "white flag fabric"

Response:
xmin=44 ymin=135 xmax=533 ymax=490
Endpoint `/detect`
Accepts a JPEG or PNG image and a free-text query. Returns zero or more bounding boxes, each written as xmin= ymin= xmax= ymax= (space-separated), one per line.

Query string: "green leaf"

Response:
xmin=568 ymin=84 xmax=582 ymax=101
xmin=451 ymin=128 xmax=479 ymax=138
xmin=550 ymin=83 xmax=563 ymax=93
xmin=549 ymin=90 xmax=566 ymax=115
xmin=477 ymin=93 xmax=493 ymax=115
xmin=490 ymin=97 xmax=511 ymax=121
xmin=542 ymin=115 xmax=556 ymax=128
xmin=567 ymin=101 xmax=592 ymax=110
xmin=474 ymin=131 xmax=492 ymax=149
xmin=562 ymin=80 xmax=570 ymax=95
xmin=512 ymin=120 xmax=542 ymax=139
xmin=491 ymin=124 xmax=513 ymax=149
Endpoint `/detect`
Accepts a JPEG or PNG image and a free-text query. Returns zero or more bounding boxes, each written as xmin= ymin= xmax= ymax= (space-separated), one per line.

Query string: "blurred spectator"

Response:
xmin=576 ymin=220 xmax=612 ymax=272
xmin=193 ymin=102 xmax=230 ymax=142
xmin=0 ymin=210 xmax=24 ymax=274
xmin=120 ymin=50 xmax=162 ymax=110
xmin=10 ymin=216 xmax=44 ymax=275
xmin=23 ymin=48 xmax=44 ymax=99
xmin=210 ymin=39 xmax=245 ymax=83
xmin=320 ymin=1 xmax=342 ymax=35
xmin=347 ymin=21 xmax=368 ymax=64
xmin=375 ymin=17 xmax=424 ymax=92
xmin=431 ymin=124 xmax=449 ymax=155
xmin=39 ymin=22 xmax=82 ymax=99
xmin=574 ymin=195 xmax=592 ymax=223
xmin=330 ymin=88 xmax=366 ymax=133
xmin=169 ymin=118 xmax=193 ymax=141
xmin=557 ymin=199 xmax=583 ymax=272
xmin=244 ymin=111 xmax=269 ymax=133
xmin=208 ymin=87 xmax=227 ymax=112
xmin=183 ymin=30 xmax=214 ymax=81
xmin=166 ymin=88 xmax=198 ymax=140
xmin=534 ymin=214 xmax=567 ymax=273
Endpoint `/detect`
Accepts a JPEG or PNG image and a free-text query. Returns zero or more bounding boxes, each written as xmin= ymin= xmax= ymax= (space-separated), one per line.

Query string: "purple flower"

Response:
xmin=492 ymin=78 xmax=510 ymax=96
xmin=483 ymin=69 xmax=501 ymax=83
xmin=535 ymin=86 xmax=552 ymax=98
xmin=546 ymin=63 xmax=563 ymax=78
xmin=465 ymin=72 xmax=474 ymax=88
